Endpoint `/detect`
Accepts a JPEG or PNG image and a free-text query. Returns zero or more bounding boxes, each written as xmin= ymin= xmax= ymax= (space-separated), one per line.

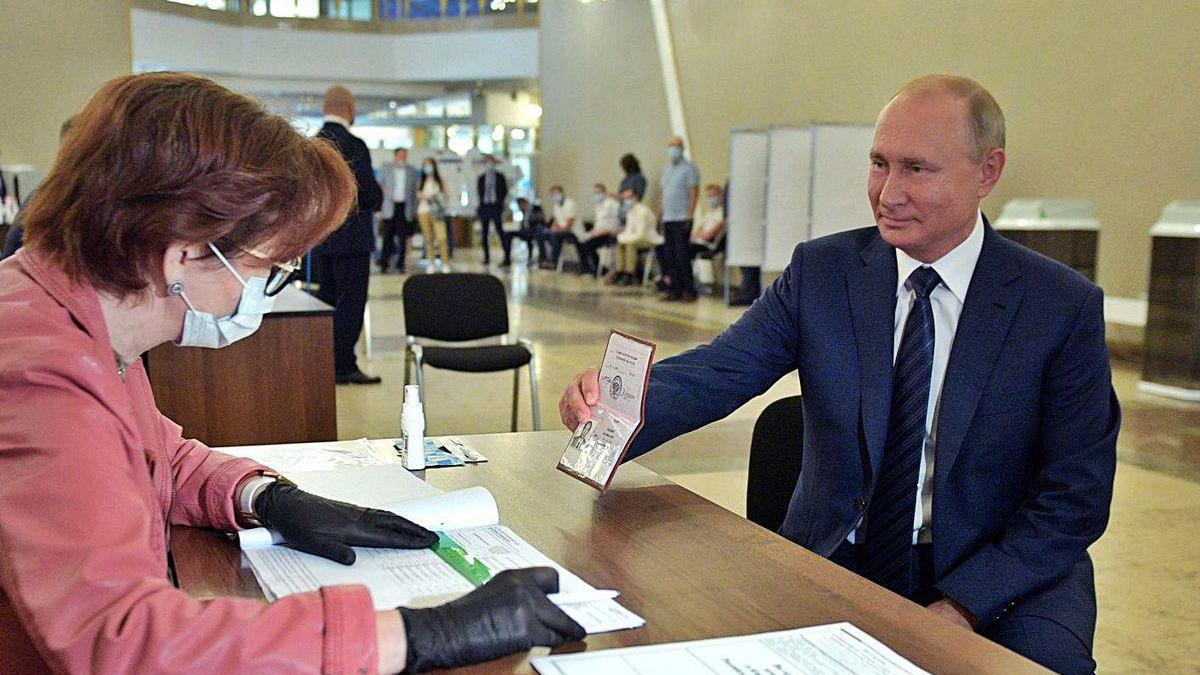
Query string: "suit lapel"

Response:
xmin=846 ymin=233 xmax=899 ymax=479
xmin=934 ymin=227 xmax=1025 ymax=481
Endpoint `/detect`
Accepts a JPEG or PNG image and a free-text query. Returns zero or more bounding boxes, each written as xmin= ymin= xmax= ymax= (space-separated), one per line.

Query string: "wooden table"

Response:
xmin=172 ymin=432 xmax=1044 ymax=673
xmin=146 ymin=285 xmax=336 ymax=446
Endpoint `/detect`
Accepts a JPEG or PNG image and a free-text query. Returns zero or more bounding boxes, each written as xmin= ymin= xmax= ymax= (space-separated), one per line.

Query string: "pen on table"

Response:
xmin=547 ymin=589 xmax=620 ymax=605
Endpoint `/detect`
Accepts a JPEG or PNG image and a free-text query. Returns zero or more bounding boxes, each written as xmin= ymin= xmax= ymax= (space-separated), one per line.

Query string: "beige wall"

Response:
xmin=540 ymin=0 xmax=670 ymax=209
xmin=541 ymin=1 xmax=1200 ymax=298
xmin=0 ymin=1 xmax=132 ymax=179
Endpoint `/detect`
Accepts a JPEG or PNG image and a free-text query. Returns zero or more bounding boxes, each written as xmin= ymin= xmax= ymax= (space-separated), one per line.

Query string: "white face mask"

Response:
xmin=170 ymin=243 xmax=276 ymax=349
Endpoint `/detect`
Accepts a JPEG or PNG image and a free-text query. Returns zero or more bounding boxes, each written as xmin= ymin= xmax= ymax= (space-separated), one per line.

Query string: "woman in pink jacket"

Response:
xmin=0 ymin=73 xmax=583 ymax=674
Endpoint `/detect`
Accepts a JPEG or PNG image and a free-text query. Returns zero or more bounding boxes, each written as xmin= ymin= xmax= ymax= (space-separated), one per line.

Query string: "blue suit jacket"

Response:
xmin=628 ymin=224 xmax=1119 ymax=643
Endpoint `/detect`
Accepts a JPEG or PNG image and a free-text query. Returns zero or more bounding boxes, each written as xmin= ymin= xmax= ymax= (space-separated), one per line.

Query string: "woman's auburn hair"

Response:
xmin=22 ymin=72 xmax=355 ymax=296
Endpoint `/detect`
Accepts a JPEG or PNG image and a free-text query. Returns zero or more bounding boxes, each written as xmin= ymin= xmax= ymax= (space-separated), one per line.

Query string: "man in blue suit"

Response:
xmin=559 ymin=75 xmax=1118 ymax=674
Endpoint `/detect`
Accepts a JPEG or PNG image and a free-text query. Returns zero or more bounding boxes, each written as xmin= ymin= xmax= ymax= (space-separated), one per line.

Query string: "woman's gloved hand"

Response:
xmin=399 ymin=567 xmax=587 ymax=672
xmin=253 ymin=481 xmax=437 ymax=565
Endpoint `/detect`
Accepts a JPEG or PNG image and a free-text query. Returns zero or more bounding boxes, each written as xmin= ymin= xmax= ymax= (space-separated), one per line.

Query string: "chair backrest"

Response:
xmin=746 ymin=395 xmax=804 ymax=532
xmin=402 ymin=273 xmax=509 ymax=342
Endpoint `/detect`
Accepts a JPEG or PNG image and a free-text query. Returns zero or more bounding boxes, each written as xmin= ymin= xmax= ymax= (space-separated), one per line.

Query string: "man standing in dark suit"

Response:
xmin=311 ymin=85 xmax=383 ymax=385
xmin=379 ymin=147 xmax=419 ymax=274
xmin=559 ymin=75 xmax=1118 ymax=674
xmin=477 ymin=154 xmax=509 ymax=266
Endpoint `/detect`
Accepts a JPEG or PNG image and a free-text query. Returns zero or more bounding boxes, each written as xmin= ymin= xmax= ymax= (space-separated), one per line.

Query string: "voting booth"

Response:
xmin=725 ymin=124 xmax=875 ymax=291
xmin=994 ymin=199 xmax=1099 ymax=281
xmin=1140 ymin=200 xmax=1200 ymax=401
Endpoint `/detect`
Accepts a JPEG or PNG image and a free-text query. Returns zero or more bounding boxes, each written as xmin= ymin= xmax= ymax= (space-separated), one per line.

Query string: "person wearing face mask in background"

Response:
xmin=609 ymin=187 xmax=662 ymax=286
xmin=578 ymin=183 xmax=620 ymax=277
xmin=417 ymin=157 xmax=451 ymax=270
xmin=0 ymin=73 xmax=585 ymax=675
xmin=476 ymin=155 xmax=510 ymax=267
xmin=378 ymin=147 xmax=419 ymax=274
xmin=687 ymin=183 xmax=727 ymax=260
xmin=657 ymin=136 xmax=700 ymax=303
xmin=512 ymin=196 xmax=550 ymax=266
xmin=541 ymin=185 xmax=578 ymax=270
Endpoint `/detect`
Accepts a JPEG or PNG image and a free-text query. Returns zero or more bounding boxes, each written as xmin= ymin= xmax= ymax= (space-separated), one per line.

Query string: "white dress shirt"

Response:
xmin=322 ymin=114 xmax=350 ymax=129
xmin=417 ymin=177 xmax=442 ymax=215
xmin=392 ymin=166 xmax=408 ymax=202
xmin=592 ymin=196 xmax=622 ymax=235
xmin=552 ymin=197 xmax=579 ymax=234
xmin=849 ymin=211 xmax=985 ymax=546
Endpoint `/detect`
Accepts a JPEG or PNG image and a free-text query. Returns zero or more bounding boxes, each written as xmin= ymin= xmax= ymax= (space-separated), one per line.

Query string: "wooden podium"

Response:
xmin=146 ymin=285 xmax=337 ymax=446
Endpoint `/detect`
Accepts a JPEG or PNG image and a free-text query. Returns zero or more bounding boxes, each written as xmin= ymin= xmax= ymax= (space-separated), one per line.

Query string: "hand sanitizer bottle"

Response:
xmin=402 ymin=385 xmax=426 ymax=471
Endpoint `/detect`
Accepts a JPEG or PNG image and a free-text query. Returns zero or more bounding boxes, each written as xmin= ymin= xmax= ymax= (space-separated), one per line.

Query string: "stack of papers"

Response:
xmin=236 ymin=466 xmax=644 ymax=634
xmin=531 ymin=622 xmax=927 ymax=674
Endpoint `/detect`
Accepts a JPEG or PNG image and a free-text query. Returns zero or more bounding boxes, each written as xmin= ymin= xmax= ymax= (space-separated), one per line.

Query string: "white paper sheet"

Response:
xmin=531 ymin=622 xmax=927 ymax=675
xmin=243 ymin=523 xmax=644 ymax=634
xmin=287 ymin=464 xmax=440 ymax=507
xmin=219 ymin=438 xmax=392 ymax=474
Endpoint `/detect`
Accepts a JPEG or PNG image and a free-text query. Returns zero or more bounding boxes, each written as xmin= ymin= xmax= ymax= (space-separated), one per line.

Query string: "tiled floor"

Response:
xmin=337 ymin=246 xmax=1200 ymax=673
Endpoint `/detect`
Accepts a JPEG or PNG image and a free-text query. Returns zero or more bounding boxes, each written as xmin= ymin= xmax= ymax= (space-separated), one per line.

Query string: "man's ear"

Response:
xmin=977 ymin=148 xmax=1006 ymax=199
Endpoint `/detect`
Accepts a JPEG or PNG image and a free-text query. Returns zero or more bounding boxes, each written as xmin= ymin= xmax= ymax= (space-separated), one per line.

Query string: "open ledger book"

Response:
xmin=236 ymin=465 xmax=644 ymax=634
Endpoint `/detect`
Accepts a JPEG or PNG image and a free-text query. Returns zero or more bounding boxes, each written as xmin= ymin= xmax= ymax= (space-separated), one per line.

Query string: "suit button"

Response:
xmin=855 ymin=497 xmax=867 ymax=510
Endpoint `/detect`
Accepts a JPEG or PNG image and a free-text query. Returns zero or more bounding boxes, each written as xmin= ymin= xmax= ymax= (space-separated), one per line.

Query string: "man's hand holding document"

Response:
xmin=557 ymin=331 xmax=655 ymax=491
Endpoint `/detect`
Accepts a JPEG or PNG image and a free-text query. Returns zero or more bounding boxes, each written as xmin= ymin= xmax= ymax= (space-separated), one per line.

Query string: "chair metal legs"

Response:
xmin=404 ymin=338 xmax=539 ymax=432
xmin=642 ymin=248 xmax=657 ymax=286
xmin=511 ymin=369 xmax=521 ymax=432
xmin=362 ymin=305 xmax=373 ymax=361
xmin=510 ymin=341 xmax=541 ymax=431
xmin=527 ymin=349 xmax=542 ymax=431
xmin=596 ymin=245 xmax=614 ymax=280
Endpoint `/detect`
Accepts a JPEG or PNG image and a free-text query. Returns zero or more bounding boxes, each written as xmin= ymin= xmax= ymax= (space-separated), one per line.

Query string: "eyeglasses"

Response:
xmin=240 ymin=247 xmax=303 ymax=297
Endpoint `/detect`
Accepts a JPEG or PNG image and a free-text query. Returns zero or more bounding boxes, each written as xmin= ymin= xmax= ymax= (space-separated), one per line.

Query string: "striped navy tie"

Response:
xmin=861 ymin=265 xmax=942 ymax=596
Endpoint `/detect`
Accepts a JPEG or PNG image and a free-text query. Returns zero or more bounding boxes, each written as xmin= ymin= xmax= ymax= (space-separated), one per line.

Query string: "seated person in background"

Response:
xmin=609 ymin=187 xmax=662 ymax=286
xmin=562 ymin=74 xmax=1118 ymax=674
xmin=689 ymin=183 xmax=726 ymax=259
xmin=0 ymin=73 xmax=583 ymax=675
xmin=540 ymin=185 xmax=577 ymax=270
xmin=578 ymin=183 xmax=621 ymax=276
xmin=1 ymin=116 xmax=76 ymax=261
xmin=511 ymin=196 xmax=549 ymax=266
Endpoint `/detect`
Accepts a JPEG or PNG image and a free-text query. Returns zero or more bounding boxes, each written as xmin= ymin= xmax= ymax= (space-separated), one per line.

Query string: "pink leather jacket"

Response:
xmin=0 ymin=250 xmax=378 ymax=674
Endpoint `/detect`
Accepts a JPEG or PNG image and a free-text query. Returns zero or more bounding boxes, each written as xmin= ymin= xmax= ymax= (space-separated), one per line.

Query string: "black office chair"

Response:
xmin=402 ymin=273 xmax=540 ymax=431
xmin=746 ymin=395 xmax=804 ymax=532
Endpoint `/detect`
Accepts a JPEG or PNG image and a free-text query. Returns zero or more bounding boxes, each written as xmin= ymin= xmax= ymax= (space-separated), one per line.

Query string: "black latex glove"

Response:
xmin=399 ymin=567 xmax=587 ymax=672
xmin=253 ymin=481 xmax=438 ymax=565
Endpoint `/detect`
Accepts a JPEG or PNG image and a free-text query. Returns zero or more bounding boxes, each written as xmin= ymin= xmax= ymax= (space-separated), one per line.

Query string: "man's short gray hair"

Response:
xmin=894 ymin=74 xmax=1005 ymax=163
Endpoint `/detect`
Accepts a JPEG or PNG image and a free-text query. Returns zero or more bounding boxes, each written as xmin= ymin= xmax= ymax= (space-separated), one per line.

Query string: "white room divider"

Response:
xmin=725 ymin=129 xmax=770 ymax=268
xmin=725 ymin=123 xmax=874 ymax=275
